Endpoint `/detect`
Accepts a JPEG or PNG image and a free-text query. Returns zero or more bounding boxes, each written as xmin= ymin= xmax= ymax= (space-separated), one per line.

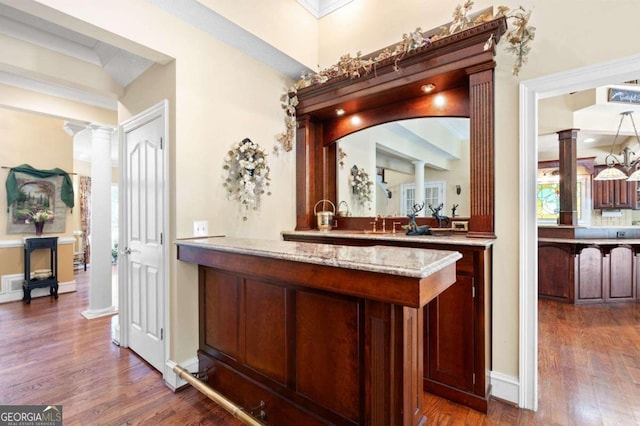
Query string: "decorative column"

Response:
xmin=413 ymin=160 xmax=425 ymax=215
xmin=467 ymin=65 xmax=495 ymax=238
xmin=558 ymin=129 xmax=579 ymax=225
xmin=296 ymin=115 xmax=318 ymax=230
xmin=82 ymin=124 xmax=117 ymax=319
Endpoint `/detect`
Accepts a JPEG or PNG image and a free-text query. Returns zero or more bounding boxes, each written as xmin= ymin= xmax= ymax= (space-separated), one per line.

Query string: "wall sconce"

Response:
xmin=456 ymin=185 xmax=461 ymax=195
xmin=434 ymin=94 xmax=446 ymax=108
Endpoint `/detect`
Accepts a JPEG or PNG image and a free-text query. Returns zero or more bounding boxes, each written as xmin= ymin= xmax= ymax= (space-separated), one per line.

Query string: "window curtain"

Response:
xmin=79 ymin=176 xmax=91 ymax=264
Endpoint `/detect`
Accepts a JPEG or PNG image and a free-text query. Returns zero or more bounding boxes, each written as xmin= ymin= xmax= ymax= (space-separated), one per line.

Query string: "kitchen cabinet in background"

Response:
xmin=593 ymin=165 xmax=639 ymax=209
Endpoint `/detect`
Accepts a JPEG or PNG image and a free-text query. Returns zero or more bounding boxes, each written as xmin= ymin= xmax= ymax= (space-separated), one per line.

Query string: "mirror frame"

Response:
xmin=294 ymin=18 xmax=506 ymax=238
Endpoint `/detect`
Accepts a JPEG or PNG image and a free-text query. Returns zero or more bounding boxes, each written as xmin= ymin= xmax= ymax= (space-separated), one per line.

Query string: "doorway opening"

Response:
xmin=519 ymin=53 xmax=640 ymax=411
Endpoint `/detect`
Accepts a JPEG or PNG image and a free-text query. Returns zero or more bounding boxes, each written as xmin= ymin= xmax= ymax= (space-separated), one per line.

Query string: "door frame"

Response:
xmin=519 ymin=54 xmax=640 ymax=410
xmin=118 ymin=100 xmax=170 ymax=378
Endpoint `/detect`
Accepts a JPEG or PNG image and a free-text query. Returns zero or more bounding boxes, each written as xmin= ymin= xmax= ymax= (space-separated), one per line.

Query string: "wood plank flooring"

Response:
xmin=0 ymin=269 xmax=239 ymax=426
xmin=1 ymin=270 xmax=639 ymax=425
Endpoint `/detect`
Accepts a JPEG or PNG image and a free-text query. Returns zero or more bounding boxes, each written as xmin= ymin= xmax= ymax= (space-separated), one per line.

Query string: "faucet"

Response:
xmin=374 ymin=215 xmax=388 ymax=233
xmin=376 ymin=215 xmax=386 ymax=233
xmin=392 ymin=221 xmax=402 ymax=234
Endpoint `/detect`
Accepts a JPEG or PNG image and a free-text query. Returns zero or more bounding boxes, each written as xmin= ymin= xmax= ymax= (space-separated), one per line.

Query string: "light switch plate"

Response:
xmin=193 ymin=220 xmax=208 ymax=237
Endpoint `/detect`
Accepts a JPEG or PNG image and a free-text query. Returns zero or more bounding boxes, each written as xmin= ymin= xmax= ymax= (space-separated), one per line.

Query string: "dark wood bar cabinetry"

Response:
xmin=177 ymin=237 xmax=460 ymax=425
xmin=538 ymin=239 xmax=639 ymax=304
xmin=282 ymin=231 xmax=494 ymax=413
xmin=592 ymin=165 xmax=639 ymax=209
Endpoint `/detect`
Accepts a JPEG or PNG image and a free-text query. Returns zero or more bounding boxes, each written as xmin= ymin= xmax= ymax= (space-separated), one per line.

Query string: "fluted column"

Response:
xmin=467 ymin=65 xmax=495 ymax=237
xmin=82 ymin=124 xmax=117 ymax=319
xmin=413 ymin=160 xmax=425 ymax=215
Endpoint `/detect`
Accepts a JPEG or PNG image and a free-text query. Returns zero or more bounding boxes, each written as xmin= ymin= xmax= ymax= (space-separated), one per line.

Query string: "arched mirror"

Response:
xmin=336 ymin=117 xmax=470 ymax=218
xmin=294 ymin=18 xmax=506 ymax=238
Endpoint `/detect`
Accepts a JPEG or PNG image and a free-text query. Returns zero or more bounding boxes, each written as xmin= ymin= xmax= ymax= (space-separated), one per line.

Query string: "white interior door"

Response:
xmin=119 ymin=101 xmax=168 ymax=373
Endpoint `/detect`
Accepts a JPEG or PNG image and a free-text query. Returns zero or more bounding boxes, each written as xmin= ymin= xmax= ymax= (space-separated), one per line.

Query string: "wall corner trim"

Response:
xmin=490 ymin=371 xmax=520 ymax=406
xmin=164 ymin=357 xmax=200 ymax=392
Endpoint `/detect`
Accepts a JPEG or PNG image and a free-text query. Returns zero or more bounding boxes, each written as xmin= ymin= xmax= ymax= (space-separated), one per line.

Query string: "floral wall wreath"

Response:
xmin=222 ymin=138 xmax=272 ymax=221
xmin=349 ymin=165 xmax=373 ymax=209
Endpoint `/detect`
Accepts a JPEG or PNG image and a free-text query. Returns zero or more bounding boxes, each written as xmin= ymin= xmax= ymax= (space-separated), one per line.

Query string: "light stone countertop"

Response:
xmin=538 ymin=237 xmax=640 ymax=245
xmin=176 ymin=236 xmax=462 ymax=279
xmin=281 ymin=230 xmax=495 ymax=248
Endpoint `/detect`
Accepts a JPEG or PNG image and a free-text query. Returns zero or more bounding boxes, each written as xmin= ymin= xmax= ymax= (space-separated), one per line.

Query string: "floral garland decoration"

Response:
xmin=349 ymin=165 xmax=373 ymax=208
xmin=338 ymin=147 xmax=347 ymax=169
xmin=275 ymin=89 xmax=298 ymax=154
xmin=274 ymin=2 xmax=535 ymax=152
xmin=222 ymin=138 xmax=272 ymax=221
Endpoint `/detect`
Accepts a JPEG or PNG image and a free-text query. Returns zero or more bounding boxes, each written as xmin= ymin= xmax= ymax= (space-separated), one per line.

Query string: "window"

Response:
xmin=536 ymin=175 xmax=591 ymax=225
xmin=400 ymin=181 xmax=446 ymax=216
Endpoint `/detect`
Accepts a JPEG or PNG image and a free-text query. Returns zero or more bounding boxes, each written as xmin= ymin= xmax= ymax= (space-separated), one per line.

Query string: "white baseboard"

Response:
xmin=490 ymin=371 xmax=520 ymax=406
xmin=164 ymin=356 xmax=200 ymax=391
xmin=0 ymin=274 xmax=76 ymax=304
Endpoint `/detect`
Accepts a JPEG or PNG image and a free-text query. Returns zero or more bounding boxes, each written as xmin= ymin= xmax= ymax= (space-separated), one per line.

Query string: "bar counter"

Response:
xmin=176 ymin=237 xmax=462 ymax=425
xmin=538 ymin=232 xmax=640 ymax=304
xmin=177 ymin=236 xmax=462 ymax=278
xmin=281 ymin=230 xmax=495 ymax=247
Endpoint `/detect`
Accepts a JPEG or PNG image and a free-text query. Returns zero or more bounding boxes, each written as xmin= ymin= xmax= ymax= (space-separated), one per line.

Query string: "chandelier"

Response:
xmin=594 ymin=111 xmax=640 ymax=181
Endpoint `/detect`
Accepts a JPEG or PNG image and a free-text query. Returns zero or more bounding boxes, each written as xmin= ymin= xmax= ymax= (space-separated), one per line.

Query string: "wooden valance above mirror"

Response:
xmin=294 ymin=17 xmax=507 ymax=238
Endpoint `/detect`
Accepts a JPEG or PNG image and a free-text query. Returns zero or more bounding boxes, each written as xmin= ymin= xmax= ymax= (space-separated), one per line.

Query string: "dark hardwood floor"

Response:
xmin=1 ymin=269 xmax=639 ymax=425
xmin=0 ymin=269 xmax=239 ymax=426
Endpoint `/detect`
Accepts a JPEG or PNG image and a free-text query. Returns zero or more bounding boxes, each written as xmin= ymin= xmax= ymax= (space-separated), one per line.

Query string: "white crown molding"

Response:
xmin=0 ymin=71 xmax=117 ymax=110
xmin=0 ymin=14 xmax=100 ymax=65
xmin=297 ymin=0 xmax=354 ymax=18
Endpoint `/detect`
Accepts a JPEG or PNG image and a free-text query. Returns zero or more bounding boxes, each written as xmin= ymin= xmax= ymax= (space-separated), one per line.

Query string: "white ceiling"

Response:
xmin=538 ymin=85 xmax=640 ymax=157
xmin=0 ymin=0 xmax=315 ymax=164
xmin=0 ymin=3 xmax=153 ymax=110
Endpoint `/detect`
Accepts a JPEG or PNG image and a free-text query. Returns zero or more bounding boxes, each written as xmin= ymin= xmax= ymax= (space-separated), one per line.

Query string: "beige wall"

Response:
xmin=0 ymin=108 xmax=78 ymax=283
xmin=198 ymin=0 xmax=318 ymax=69
xmin=15 ymin=0 xmax=640 ymax=384
xmin=0 ymin=245 xmax=73 ymax=284
xmin=0 ymin=108 xmax=75 ymax=240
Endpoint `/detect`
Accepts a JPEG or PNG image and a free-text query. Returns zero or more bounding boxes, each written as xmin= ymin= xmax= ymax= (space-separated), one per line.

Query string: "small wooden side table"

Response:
xmin=23 ymin=237 xmax=59 ymax=304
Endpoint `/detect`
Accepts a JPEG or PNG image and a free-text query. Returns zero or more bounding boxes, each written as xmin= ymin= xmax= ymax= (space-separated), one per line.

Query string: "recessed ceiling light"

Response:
xmin=335 ymin=108 xmax=345 ymax=116
xmin=583 ymin=137 xmax=596 ymax=143
xmin=421 ymin=83 xmax=436 ymax=93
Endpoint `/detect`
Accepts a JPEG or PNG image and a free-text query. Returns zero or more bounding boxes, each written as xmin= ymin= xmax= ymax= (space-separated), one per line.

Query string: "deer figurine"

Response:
xmin=403 ymin=201 xmax=431 ymax=235
xmin=429 ymin=203 xmax=450 ymax=228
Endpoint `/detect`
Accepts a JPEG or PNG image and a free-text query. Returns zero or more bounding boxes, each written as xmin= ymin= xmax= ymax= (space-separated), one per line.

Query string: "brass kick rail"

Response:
xmin=173 ymin=364 xmax=264 ymax=426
